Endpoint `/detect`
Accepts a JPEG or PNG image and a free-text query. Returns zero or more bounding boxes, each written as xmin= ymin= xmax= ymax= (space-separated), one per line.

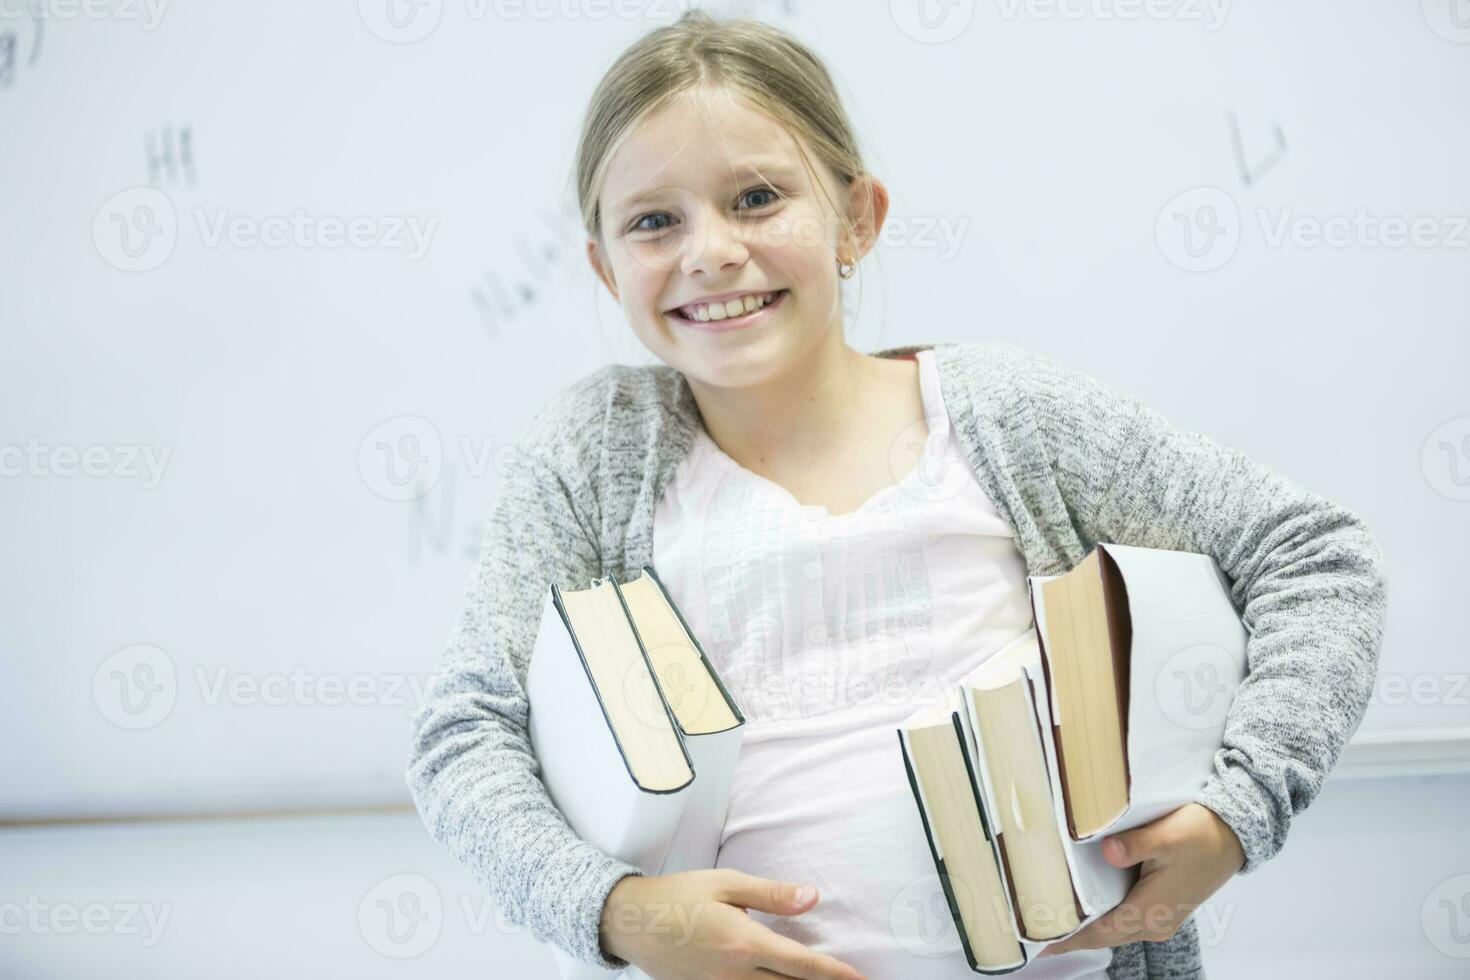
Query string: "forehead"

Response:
xmin=602 ymin=91 xmax=809 ymax=212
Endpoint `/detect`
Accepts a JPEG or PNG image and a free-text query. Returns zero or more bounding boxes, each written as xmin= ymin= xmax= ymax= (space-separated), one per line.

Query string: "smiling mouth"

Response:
xmin=668 ymin=289 xmax=788 ymax=326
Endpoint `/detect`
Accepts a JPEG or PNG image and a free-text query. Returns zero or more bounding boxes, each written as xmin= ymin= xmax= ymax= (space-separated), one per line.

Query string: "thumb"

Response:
xmin=720 ymin=871 xmax=819 ymax=916
xmin=1103 ymin=823 xmax=1167 ymax=868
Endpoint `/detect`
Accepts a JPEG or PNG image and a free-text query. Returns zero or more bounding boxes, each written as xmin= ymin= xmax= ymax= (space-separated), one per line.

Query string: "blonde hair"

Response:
xmin=573 ymin=10 xmax=870 ymax=278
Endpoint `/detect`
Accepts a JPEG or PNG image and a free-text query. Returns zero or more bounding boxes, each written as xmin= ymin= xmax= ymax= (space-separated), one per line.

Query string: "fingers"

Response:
xmin=754 ymin=928 xmax=866 ymax=980
xmin=1104 ymin=805 xmax=1194 ymax=868
xmin=1042 ymin=875 xmax=1185 ymax=954
xmin=714 ymin=869 xmax=819 ymax=916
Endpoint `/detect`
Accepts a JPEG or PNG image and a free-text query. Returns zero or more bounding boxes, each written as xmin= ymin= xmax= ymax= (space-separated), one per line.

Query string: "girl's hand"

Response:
xmin=599 ymin=868 xmax=868 ymax=980
xmin=1038 ymin=803 xmax=1245 ymax=957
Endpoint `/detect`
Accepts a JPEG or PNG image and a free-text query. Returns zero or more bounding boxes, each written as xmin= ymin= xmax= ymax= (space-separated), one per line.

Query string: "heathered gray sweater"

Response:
xmin=406 ymin=338 xmax=1389 ymax=979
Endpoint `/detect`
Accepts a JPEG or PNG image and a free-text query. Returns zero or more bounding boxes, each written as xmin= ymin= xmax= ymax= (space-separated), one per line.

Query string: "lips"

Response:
xmin=667 ymin=289 xmax=788 ymax=331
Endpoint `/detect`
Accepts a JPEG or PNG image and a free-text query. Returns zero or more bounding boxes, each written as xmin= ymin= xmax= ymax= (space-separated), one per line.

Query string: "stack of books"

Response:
xmin=525 ymin=545 xmax=1247 ymax=977
xmin=526 ymin=566 xmax=746 ymax=980
xmin=896 ymin=543 xmax=1249 ymax=973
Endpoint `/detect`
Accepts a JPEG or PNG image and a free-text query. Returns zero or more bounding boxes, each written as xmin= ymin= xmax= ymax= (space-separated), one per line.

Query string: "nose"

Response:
xmin=679 ymin=202 xmax=748 ymax=278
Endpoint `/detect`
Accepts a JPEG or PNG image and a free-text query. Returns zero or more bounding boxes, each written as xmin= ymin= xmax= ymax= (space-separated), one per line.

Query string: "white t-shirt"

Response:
xmin=652 ymin=349 xmax=1111 ymax=978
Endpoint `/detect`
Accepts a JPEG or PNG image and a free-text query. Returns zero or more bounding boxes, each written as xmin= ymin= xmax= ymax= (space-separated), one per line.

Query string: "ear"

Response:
xmin=840 ymin=173 xmax=889 ymax=264
xmin=586 ymin=238 xmax=619 ymax=302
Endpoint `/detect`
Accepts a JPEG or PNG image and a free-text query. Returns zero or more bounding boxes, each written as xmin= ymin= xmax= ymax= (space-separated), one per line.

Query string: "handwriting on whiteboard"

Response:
xmin=146 ymin=124 xmax=198 ymax=188
xmin=469 ymin=208 xmax=567 ymax=343
xmin=0 ymin=7 xmax=43 ymax=90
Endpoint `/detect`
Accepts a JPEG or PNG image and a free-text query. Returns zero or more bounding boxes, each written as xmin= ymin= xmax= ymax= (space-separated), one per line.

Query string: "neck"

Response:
xmin=683 ymin=331 xmax=882 ymax=474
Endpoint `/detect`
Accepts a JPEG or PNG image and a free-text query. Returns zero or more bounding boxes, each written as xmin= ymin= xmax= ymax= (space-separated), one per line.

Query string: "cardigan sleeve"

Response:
xmin=1017 ymin=346 xmax=1390 ymax=874
xmin=405 ymin=405 xmax=643 ymax=970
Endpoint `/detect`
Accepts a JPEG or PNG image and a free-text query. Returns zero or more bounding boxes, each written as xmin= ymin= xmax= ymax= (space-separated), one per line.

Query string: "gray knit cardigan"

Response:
xmin=406 ymin=338 xmax=1389 ymax=978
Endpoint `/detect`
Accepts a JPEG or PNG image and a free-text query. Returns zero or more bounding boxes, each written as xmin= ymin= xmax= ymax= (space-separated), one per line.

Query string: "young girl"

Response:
xmin=407 ymin=13 xmax=1388 ymax=980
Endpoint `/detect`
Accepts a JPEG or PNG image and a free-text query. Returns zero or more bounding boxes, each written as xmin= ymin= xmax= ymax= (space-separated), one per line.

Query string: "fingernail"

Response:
xmin=793 ymin=884 xmax=816 ymax=905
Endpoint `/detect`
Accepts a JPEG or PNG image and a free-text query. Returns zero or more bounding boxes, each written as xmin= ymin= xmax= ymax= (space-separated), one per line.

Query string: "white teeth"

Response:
xmin=680 ymin=290 xmax=779 ymax=322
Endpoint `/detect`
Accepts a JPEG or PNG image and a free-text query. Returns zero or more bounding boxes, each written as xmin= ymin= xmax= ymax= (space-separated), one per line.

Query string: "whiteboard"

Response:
xmin=2 ymin=0 xmax=1466 ymax=818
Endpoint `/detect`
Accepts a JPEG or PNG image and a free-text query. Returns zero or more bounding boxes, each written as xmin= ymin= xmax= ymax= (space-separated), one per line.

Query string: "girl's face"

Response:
xmin=587 ymin=88 xmax=878 ymax=391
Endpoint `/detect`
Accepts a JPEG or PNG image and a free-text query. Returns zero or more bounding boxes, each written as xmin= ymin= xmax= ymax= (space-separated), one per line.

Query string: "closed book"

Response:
xmin=1028 ymin=543 xmax=1249 ymax=841
xmin=527 ymin=566 xmax=745 ymax=980
xmin=958 ymin=629 xmax=1134 ymax=945
xmin=897 ymin=688 xmax=1030 ymax=974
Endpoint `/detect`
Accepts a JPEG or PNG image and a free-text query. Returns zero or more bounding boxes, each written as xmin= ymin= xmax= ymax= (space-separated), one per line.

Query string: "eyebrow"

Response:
xmin=612 ymin=161 xmax=801 ymax=215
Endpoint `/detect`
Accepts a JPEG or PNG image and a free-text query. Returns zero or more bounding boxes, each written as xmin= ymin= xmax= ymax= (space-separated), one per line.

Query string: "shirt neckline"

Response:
xmin=691 ymin=348 xmax=951 ymax=521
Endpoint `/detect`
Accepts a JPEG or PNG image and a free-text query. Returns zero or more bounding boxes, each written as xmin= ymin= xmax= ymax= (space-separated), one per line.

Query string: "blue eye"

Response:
xmin=631 ymin=213 xmax=674 ymax=233
xmin=740 ymin=186 xmax=781 ymax=209
xmin=628 ymin=185 xmax=782 ymax=235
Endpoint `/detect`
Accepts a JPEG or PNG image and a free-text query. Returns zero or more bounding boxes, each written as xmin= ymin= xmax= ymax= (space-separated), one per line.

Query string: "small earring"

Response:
xmin=837 ymin=257 xmax=856 ymax=280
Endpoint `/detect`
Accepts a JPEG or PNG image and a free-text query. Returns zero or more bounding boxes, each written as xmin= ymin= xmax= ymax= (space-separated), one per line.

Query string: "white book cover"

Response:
xmin=527 ymin=572 xmax=745 ymax=980
xmin=1030 ymin=543 xmax=1250 ymax=842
